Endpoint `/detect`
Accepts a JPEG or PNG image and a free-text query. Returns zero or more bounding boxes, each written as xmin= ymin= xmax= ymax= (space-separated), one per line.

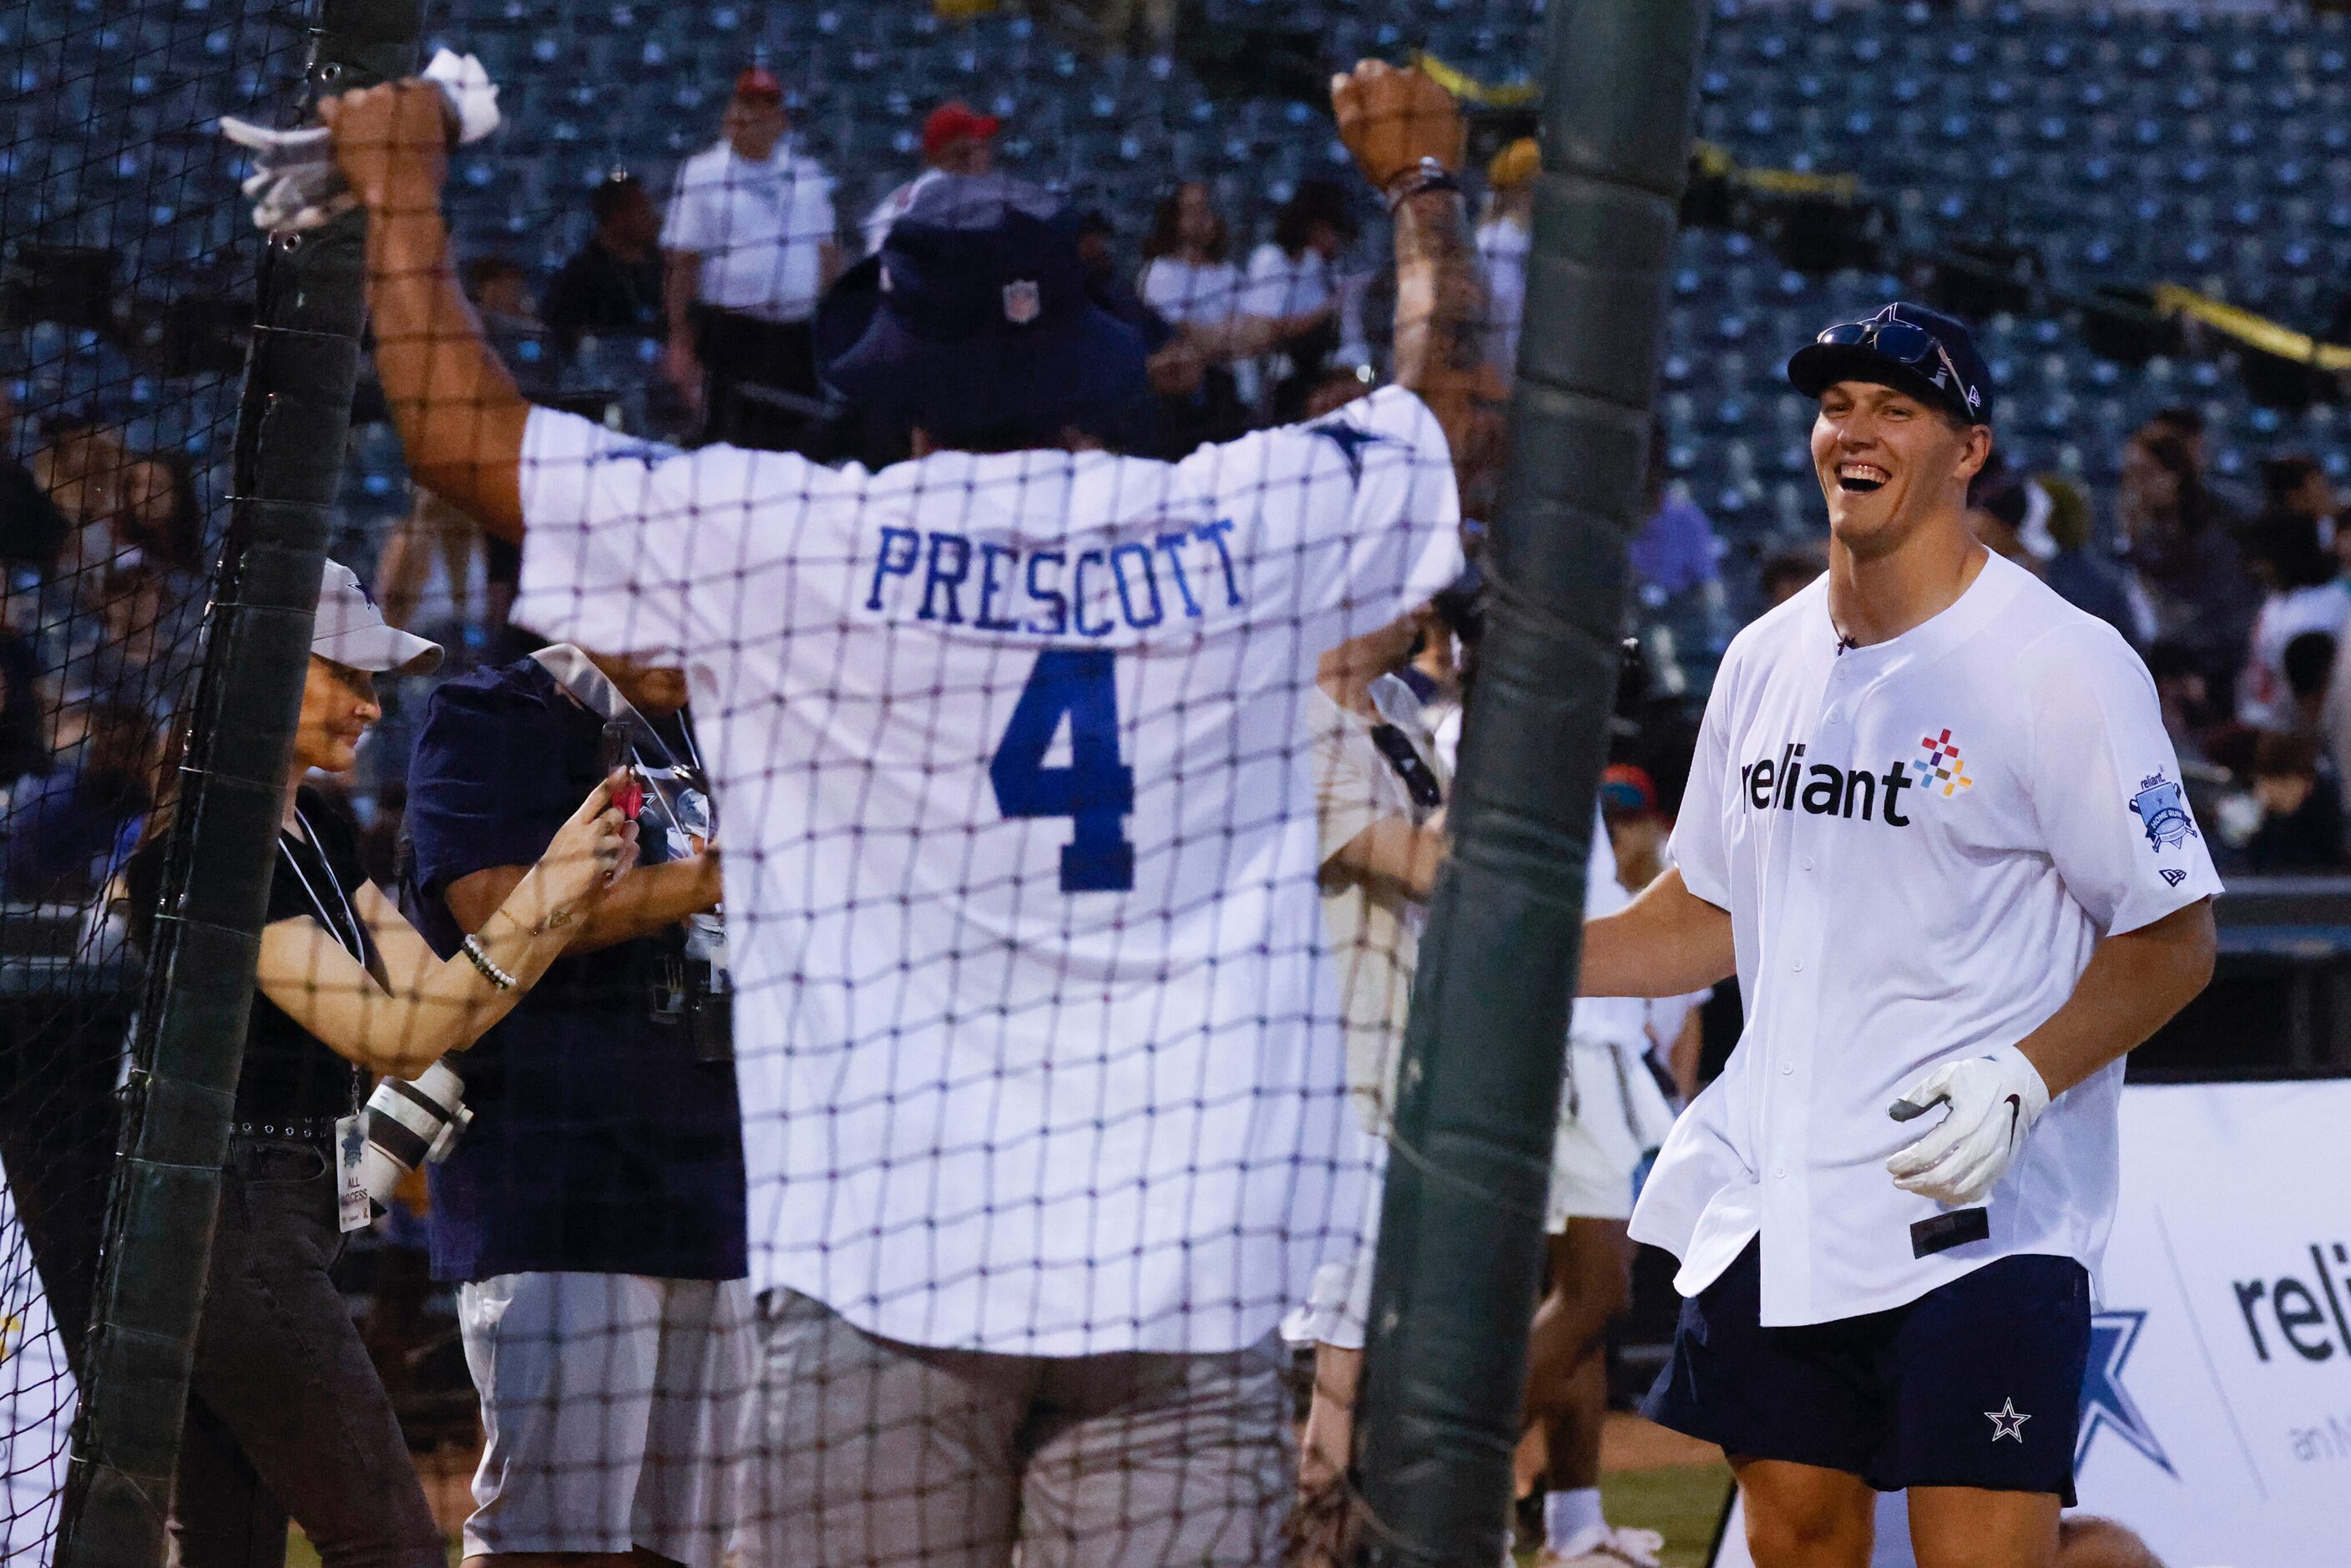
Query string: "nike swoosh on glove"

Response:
xmin=1883 ymin=1045 xmax=2051 ymax=1206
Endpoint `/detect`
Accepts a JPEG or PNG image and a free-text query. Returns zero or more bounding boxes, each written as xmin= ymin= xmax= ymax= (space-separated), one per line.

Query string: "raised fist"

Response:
xmin=319 ymin=80 xmax=453 ymax=210
xmin=1330 ymin=60 xmax=1467 ymax=193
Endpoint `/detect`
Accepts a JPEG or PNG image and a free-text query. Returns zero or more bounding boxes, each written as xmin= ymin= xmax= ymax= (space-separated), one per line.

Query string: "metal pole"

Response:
xmin=54 ymin=3 xmax=422 ymax=1561
xmin=1351 ymin=3 xmax=1708 ymax=1563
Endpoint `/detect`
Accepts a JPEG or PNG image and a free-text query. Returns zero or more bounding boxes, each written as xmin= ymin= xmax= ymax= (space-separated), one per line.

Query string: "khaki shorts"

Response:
xmin=457 ymin=1272 xmax=752 ymax=1568
xmin=740 ymin=1289 xmax=1293 ymax=1568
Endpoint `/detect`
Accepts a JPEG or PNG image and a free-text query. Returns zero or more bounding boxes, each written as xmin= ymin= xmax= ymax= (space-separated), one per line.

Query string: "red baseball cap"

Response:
xmin=1600 ymin=764 xmax=1661 ymax=821
xmin=732 ymin=65 xmax=783 ymax=104
xmin=922 ymin=100 xmax=1001 ymax=161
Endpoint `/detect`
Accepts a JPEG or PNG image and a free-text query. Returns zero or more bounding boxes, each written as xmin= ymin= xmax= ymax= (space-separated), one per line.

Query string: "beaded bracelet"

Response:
xmin=460 ymin=933 xmax=517 ymax=991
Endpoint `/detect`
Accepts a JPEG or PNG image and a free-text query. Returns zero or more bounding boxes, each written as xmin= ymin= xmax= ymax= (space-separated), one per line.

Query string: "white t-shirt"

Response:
xmin=1238 ymin=242 xmax=1332 ymax=321
xmin=513 ymin=386 xmax=1463 ymax=1354
xmin=2237 ymin=580 xmax=2350 ymax=731
xmin=660 ymin=139 xmax=837 ymax=322
xmin=1312 ymin=682 xmax=1444 ymax=1132
xmin=1475 ymin=213 xmax=1530 ymax=375
xmin=1138 ymin=256 xmax=1245 ymax=331
xmin=1632 ymin=553 xmax=2222 ymax=1328
xmin=861 ymin=167 xmax=945 ymax=256
xmin=1571 ymin=811 xmax=1651 ymax=1054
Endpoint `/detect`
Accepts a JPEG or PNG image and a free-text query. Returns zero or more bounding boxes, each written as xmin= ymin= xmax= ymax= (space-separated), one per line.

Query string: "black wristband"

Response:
xmin=1385 ymin=156 xmax=1463 ymax=211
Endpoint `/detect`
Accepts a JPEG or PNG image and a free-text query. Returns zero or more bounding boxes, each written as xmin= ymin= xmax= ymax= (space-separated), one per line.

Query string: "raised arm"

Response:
xmin=322 ymin=81 xmax=529 ymax=540
xmin=255 ymin=781 xmax=635 ymax=1079
xmin=1331 ymin=62 xmax=1499 ymax=461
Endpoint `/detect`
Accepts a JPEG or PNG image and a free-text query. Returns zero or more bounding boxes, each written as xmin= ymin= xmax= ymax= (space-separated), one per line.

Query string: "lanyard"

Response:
xmin=278 ymin=806 xmax=369 ymax=1113
xmin=280 ymin=808 xmax=365 ymax=965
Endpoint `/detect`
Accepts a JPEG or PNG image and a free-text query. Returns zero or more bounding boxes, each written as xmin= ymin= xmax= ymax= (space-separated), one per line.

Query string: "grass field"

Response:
xmin=1600 ymin=1461 xmax=1734 ymax=1567
xmin=287 ymin=1424 xmax=1733 ymax=1568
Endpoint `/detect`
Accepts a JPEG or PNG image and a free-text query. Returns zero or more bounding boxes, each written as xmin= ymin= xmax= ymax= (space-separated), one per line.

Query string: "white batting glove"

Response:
xmin=220 ymin=48 xmax=499 ymax=233
xmin=1884 ymin=1047 xmax=2050 ymax=1206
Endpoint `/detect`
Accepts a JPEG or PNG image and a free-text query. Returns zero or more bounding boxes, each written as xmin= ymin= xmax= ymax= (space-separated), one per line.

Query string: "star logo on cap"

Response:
xmin=1984 ymin=1398 xmax=2031 ymax=1443
xmin=1003 ymin=279 xmax=1040 ymax=325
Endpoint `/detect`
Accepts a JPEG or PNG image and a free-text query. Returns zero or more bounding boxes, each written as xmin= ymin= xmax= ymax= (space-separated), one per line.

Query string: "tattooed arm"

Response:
xmin=1332 ymin=61 xmax=1499 ymax=459
xmin=323 ymin=81 xmax=529 ymax=540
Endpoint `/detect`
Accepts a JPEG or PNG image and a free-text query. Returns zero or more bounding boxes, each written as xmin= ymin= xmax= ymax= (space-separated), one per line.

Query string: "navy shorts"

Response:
xmin=1641 ymin=1241 xmax=2090 ymax=1505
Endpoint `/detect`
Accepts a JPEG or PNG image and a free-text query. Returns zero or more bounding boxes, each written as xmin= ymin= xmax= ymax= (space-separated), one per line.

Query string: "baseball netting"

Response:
xmin=18 ymin=0 xmax=1603 ymax=1560
xmin=2 ymin=0 xmax=309 ymax=1561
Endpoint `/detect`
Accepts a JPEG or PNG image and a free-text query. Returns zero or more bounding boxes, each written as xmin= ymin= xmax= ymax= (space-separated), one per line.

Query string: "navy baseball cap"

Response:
xmin=817 ymin=174 xmax=1151 ymax=448
xmin=1787 ymin=302 xmax=1992 ymax=427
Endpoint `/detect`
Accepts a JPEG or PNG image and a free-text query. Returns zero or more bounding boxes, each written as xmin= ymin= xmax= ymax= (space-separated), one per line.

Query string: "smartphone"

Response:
xmin=602 ymin=722 xmax=645 ymax=819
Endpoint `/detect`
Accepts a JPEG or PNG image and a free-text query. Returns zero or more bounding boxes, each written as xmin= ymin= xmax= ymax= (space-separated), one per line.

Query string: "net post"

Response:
xmin=52 ymin=4 xmax=422 ymax=1564
xmin=1351 ymin=3 xmax=1710 ymax=1563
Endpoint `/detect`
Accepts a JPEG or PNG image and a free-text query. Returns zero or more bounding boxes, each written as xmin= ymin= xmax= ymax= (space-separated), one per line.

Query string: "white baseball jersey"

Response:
xmin=513 ymin=387 xmax=1462 ymax=1354
xmin=1631 ymin=552 xmax=2222 ymax=1328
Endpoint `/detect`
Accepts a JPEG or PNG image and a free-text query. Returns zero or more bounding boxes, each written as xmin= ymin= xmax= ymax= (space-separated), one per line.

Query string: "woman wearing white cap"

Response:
xmin=124 ymin=559 xmax=638 ymax=1568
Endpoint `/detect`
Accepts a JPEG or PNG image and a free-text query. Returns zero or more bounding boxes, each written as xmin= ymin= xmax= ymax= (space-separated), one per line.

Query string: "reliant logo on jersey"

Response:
xmin=1740 ymin=725 xmax=1974 ymax=827
xmin=1914 ymin=728 xmax=1974 ymax=797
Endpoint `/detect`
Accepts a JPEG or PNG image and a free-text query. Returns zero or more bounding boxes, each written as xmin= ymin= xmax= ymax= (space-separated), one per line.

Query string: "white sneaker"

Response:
xmin=1533 ymin=1524 xmax=1668 ymax=1568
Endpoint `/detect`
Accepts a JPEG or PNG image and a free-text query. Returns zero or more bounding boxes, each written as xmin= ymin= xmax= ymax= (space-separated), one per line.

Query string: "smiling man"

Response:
xmin=1575 ymin=304 xmax=2220 ymax=1568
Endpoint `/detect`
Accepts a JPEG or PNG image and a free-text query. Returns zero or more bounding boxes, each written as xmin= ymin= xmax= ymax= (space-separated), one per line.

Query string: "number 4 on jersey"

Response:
xmin=989 ymin=650 xmax=1136 ymax=892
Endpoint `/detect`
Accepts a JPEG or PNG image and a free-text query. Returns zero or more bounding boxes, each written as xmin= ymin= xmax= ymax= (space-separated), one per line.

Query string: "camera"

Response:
xmin=355 ymin=1059 xmax=472 ymax=1215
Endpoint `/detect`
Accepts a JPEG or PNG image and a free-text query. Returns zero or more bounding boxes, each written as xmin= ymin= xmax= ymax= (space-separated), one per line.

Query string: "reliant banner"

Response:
xmin=1712 ymin=1078 xmax=2351 ymax=1568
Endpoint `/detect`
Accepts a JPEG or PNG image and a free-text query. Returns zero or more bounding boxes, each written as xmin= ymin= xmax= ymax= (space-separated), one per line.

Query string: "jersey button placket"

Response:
xmin=1766 ymin=675 xmax=1841 ymax=1298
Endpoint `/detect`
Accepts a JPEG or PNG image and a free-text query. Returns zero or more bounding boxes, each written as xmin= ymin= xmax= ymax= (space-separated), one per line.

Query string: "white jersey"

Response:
xmin=0 ymin=1182 xmax=71 ymax=1566
xmin=861 ymin=167 xmax=945 ymax=255
xmin=2237 ymin=579 xmax=2350 ymax=731
xmin=513 ymin=386 xmax=1462 ymax=1354
xmin=1632 ymin=553 xmax=2222 ymax=1328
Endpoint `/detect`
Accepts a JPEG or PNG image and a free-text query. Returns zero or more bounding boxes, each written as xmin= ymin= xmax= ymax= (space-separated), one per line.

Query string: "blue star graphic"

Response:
xmin=1306 ymin=420 xmax=1394 ymax=484
xmin=1984 ymin=1397 xmax=2031 ymax=1443
xmin=2076 ymin=1309 xmax=2176 ymax=1478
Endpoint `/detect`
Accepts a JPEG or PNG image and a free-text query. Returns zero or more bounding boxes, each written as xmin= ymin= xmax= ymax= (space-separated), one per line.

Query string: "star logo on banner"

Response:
xmin=1984 ymin=1397 xmax=2031 ymax=1443
xmin=2076 ymin=1309 xmax=2177 ymax=1478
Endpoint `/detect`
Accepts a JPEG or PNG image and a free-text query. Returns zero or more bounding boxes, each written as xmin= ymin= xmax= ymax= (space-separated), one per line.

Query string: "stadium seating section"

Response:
xmin=10 ymin=0 xmax=2351 ymax=641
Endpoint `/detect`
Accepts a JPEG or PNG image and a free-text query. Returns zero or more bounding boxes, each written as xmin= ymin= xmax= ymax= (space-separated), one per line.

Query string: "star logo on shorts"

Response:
xmin=1985 ymin=1397 xmax=2032 ymax=1443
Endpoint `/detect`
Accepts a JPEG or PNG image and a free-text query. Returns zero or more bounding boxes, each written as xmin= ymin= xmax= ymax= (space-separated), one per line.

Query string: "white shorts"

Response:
xmin=457 ymin=1272 xmax=753 ymax=1568
xmin=1282 ymin=1036 xmax=1682 ymax=1348
xmin=1546 ymin=1036 xmax=1679 ymax=1230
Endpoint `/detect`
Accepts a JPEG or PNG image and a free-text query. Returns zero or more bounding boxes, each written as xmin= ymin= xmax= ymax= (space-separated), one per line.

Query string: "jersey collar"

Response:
xmin=1822 ymin=548 xmax=2028 ymax=671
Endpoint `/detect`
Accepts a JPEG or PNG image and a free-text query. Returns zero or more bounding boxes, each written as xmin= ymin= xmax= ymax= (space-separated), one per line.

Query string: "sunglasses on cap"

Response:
xmin=1813 ymin=319 xmax=1979 ymax=417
